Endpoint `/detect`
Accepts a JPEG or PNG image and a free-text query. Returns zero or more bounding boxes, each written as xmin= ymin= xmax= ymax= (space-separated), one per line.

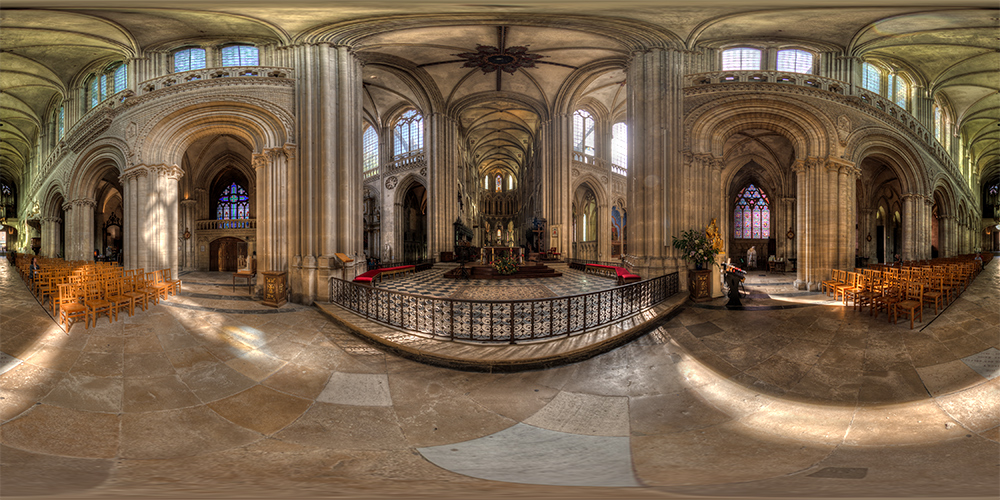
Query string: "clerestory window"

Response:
xmin=174 ymin=48 xmax=207 ymax=73
xmin=221 ymin=45 xmax=259 ymax=67
xmin=722 ymin=48 xmax=761 ymax=71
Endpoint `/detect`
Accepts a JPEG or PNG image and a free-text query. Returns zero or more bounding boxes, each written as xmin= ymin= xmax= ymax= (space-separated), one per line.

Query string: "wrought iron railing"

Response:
xmin=329 ymin=272 xmax=678 ymax=344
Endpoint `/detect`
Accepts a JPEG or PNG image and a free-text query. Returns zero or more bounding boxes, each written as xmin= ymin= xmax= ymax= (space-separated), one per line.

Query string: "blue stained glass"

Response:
xmin=114 ymin=64 xmax=127 ymax=93
xmin=217 ymin=182 xmax=249 ymax=220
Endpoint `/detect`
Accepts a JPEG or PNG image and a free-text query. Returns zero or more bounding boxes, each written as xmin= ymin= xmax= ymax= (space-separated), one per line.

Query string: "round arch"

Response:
xmin=844 ymin=129 xmax=926 ymax=195
xmin=138 ymin=99 xmax=291 ymax=167
xmin=68 ymin=140 xmax=129 ymax=201
xmin=687 ymin=97 xmax=834 ymax=159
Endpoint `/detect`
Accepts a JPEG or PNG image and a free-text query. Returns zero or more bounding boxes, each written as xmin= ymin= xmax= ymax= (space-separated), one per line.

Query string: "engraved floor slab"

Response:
xmin=523 ymin=391 xmax=630 ymax=437
xmin=316 ymin=372 xmax=392 ymax=406
xmin=418 ymin=423 xmax=639 ymax=487
xmin=961 ymin=348 xmax=1000 ymax=380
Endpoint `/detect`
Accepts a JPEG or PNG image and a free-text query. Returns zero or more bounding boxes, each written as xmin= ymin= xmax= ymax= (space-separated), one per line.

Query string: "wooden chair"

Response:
xmin=821 ymin=269 xmax=845 ymax=297
xmin=921 ymin=275 xmax=947 ymax=315
xmin=894 ymin=280 xmax=924 ymax=329
xmin=853 ymin=275 xmax=881 ymax=313
xmin=121 ymin=274 xmax=149 ymax=313
xmin=872 ymin=276 xmax=902 ymax=322
xmin=147 ymin=271 xmax=170 ymax=302
xmin=105 ymin=279 xmax=132 ymax=320
xmin=162 ymin=268 xmax=182 ymax=296
xmin=835 ymin=272 xmax=860 ymax=304
xmin=83 ymin=281 xmax=114 ymax=328
xmin=58 ymin=283 xmax=89 ymax=331
xmin=49 ymin=276 xmax=70 ymax=317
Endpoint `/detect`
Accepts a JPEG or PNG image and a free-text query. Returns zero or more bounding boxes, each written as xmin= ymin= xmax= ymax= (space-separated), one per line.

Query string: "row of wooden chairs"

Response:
xmin=55 ymin=268 xmax=182 ymax=330
xmin=822 ymin=256 xmax=982 ymax=329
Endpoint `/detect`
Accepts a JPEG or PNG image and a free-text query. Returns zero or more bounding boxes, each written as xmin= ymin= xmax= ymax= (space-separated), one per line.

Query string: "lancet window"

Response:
xmin=734 ymin=184 xmax=770 ymax=239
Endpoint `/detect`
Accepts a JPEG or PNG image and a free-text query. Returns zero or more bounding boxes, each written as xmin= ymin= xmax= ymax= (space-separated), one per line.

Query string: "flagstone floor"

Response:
xmin=0 ymin=258 xmax=997 ymax=499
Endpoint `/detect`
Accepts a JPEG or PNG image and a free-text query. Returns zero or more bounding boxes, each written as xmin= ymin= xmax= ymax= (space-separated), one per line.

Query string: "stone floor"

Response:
xmin=1 ymin=260 xmax=997 ymax=499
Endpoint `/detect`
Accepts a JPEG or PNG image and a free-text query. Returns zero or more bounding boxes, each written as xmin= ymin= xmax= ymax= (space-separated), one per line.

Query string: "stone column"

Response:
xmin=119 ymin=167 xmax=148 ymax=270
xmin=627 ymin=47 xmax=684 ymax=279
xmin=901 ymin=193 xmax=918 ymax=261
xmin=180 ymin=198 xmax=197 ymax=270
xmin=919 ymin=196 xmax=934 ymax=260
xmin=939 ymin=215 xmax=954 ymax=258
xmin=41 ymin=217 xmax=56 ymax=257
xmin=427 ymin=112 xmax=459 ymax=261
xmin=66 ymin=199 xmax=96 ymax=261
xmin=155 ymin=165 xmax=183 ymax=278
xmin=838 ymin=164 xmax=859 ymax=270
xmin=858 ymin=208 xmax=875 ymax=263
xmin=255 ymin=147 xmax=291 ymax=286
xmin=540 ymin=114 xmax=572 ymax=259
xmin=780 ymin=197 xmax=796 ymax=261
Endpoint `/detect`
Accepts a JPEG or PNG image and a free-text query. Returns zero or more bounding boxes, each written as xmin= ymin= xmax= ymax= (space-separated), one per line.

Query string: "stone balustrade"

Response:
xmin=196 ymin=219 xmax=256 ymax=231
xmin=137 ymin=66 xmax=294 ymax=95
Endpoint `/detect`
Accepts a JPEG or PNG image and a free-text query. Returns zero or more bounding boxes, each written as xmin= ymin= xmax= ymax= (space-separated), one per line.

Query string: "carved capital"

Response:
xmin=70 ymin=198 xmax=97 ymax=209
xmin=157 ymin=164 xmax=184 ymax=181
xmin=119 ymin=165 xmax=149 ymax=183
xmin=252 ymin=153 xmax=269 ymax=170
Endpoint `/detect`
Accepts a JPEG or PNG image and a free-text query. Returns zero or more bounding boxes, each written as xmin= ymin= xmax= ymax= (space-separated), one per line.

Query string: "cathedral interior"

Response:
xmin=1 ymin=0 xmax=998 ymax=498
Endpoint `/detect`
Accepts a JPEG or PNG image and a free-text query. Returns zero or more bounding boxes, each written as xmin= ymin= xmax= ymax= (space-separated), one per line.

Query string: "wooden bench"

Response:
xmin=584 ymin=263 xmax=641 ymax=286
xmin=352 ymin=265 xmax=416 ymax=285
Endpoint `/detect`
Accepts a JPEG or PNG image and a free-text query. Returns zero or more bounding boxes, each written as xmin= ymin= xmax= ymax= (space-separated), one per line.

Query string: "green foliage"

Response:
xmin=492 ymin=255 xmax=518 ymax=275
xmin=671 ymin=228 xmax=721 ymax=269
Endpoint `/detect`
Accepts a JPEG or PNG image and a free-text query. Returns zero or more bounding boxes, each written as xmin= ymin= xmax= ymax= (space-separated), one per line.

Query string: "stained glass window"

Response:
xmin=174 ymin=48 xmax=206 ymax=72
xmin=217 ymin=183 xmax=249 ymax=221
xmin=113 ymin=64 xmax=127 ymax=93
xmin=496 ymin=174 xmax=502 ymax=193
xmin=573 ymin=110 xmax=595 ymax=155
xmin=894 ymin=75 xmax=908 ymax=108
xmin=734 ymin=183 xmax=770 ymax=239
xmin=611 ymin=122 xmax=627 ymax=170
xmin=100 ymin=74 xmax=108 ymax=102
xmin=222 ymin=45 xmax=259 ymax=67
xmin=722 ymin=48 xmax=761 ymax=71
xmin=990 ymin=185 xmax=998 ymax=196
xmin=862 ymin=62 xmax=881 ymax=93
xmin=362 ymin=125 xmax=378 ymax=172
xmin=89 ymin=76 xmax=100 ymax=108
xmin=58 ymin=105 xmax=65 ymax=138
xmin=776 ymin=49 xmax=812 ymax=74
xmin=393 ymin=109 xmax=423 ymax=157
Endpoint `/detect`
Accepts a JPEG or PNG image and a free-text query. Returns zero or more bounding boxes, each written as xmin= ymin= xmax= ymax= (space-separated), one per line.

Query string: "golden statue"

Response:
xmin=706 ymin=218 xmax=724 ymax=252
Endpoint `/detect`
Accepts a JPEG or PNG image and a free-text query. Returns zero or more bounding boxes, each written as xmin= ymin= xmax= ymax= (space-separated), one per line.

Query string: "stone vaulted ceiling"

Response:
xmin=1 ymin=1 xmax=997 ymax=192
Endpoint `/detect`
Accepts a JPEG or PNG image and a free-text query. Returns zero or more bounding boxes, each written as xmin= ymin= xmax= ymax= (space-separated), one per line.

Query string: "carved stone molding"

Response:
xmin=385 ymin=176 xmax=398 ymax=190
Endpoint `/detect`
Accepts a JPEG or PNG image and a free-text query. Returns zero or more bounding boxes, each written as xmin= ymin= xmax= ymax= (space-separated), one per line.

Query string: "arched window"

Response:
xmin=508 ymin=175 xmax=514 ymax=191
xmin=893 ymin=75 xmax=908 ymax=109
xmin=611 ymin=122 xmax=627 ymax=170
xmin=734 ymin=184 xmax=770 ymax=239
xmin=57 ymin=105 xmax=65 ymax=138
xmin=113 ymin=64 xmax=127 ymax=93
xmin=221 ymin=45 xmax=259 ymax=67
xmin=484 ymin=175 xmax=488 ymax=190
xmin=573 ymin=109 xmax=595 ymax=156
xmin=776 ymin=49 xmax=813 ymax=74
xmin=934 ymin=105 xmax=943 ymax=144
xmin=217 ymin=183 xmax=250 ymax=220
xmin=495 ymin=174 xmax=503 ymax=193
xmin=87 ymin=63 xmax=127 ymax=109
xmin=722 ymin=48 xmax=761 ymax=71
xmin=393 ymin=109 xmax=424 ymax=157
xmin=89 ymin=75 xmax=101 ymax=109
xmin=174 ymin=48 xmax=206 ymax=72
xmin=862 ymin=62 xmax=881 ymax=93
xmin=362 ymin=125 xmax=379 ymax=173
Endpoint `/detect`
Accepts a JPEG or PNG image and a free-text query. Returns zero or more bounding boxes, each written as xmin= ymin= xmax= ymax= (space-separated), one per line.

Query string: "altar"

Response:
xmin=481 ymin=246 xmax=523 ymax=265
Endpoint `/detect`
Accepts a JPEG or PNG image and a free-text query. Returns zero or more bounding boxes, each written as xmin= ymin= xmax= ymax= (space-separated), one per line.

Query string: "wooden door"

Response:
xmin=209 ymin=237 xmax=245 ymax=272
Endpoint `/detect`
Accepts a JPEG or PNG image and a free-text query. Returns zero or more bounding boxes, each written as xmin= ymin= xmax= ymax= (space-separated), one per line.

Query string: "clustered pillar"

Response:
xmin=119 ymin=164 xmax=183 ymax=278
xmin=794 ymin=158 xmax=858 ymax=290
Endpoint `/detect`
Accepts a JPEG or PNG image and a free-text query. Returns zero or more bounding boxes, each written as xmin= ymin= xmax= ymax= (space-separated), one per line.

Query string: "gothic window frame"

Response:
xmin=173 ymin=47 xmax=207 ymax=73
xmin=216 ymin=182 xmax=250 ymax=222
xmin=893 ymin=73 xmax=910 ymax=109
xmin=721 ymin=47 xmax=762 ymax=71
xmin=733 ymin=183 xmax=771 ymax=240
xmin=393 ymin=108 xmax=424 ymax=158
xmin=862 ymin=62 xmax=882 ymax=94
xmin=221 ymin=44 xmax=259 ymax=67
xmin=86 ymin=61 xmax=128 ymax=109
xmin=573 ymin=109 xmax=596 ymax=156
xmin=362 ymin=124 xmax=379 ymax=173
xmin=611 ymin=122 xmax=627 ymax=171
xmin=776 ymin=49 xmax=814 ymax=74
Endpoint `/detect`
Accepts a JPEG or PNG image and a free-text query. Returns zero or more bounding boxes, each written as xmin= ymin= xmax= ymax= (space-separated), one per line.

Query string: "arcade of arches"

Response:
xmin=2 ymin=4 xmax=996 ymax=305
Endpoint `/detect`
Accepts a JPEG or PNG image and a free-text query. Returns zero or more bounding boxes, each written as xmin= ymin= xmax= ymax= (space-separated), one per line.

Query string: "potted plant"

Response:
xmin=672 ymin=227 xmax=722 ymax=302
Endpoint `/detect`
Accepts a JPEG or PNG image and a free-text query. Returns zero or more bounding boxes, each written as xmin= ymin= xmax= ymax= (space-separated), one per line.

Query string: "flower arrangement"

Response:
xmin=672 ymin=227 xmax=722 ymax=270
xmin=492 ymin=255 xmax=518 ymax=275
